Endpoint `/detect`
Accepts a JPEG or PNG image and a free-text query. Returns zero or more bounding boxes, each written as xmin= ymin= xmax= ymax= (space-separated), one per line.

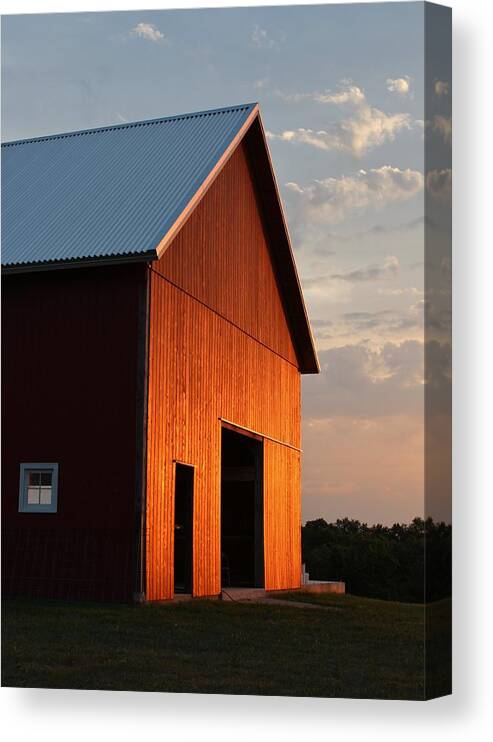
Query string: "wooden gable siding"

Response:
xmin=146 ymin=142 xmax=302 ymax=601
xmin=155 ymin=141 xmax=298 ymax=367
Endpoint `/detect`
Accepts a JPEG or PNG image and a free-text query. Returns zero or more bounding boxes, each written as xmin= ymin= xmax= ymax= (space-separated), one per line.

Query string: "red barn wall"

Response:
xmin=2 ymin=263 xmax=146 ymax=601
xmin=146 ymin=141 xmax=302 ymax=600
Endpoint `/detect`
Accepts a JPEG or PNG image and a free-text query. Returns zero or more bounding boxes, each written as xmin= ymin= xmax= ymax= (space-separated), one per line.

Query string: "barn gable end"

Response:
xmin=153 ymin=139 xmax=298 ymax=367
xmin=145 ymin=130 xmax=306 ymax=601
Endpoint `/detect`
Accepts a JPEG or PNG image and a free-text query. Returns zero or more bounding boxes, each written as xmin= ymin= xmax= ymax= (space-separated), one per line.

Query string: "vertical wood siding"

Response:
xmin=156 ymin=141 xmax=298 ymax=367
xmin=2 ymin=264 xmax=146 ymax=601
xmin=146 ymin=142 xmax=302 ymax=600
xmin=264 ymin=441 xmax=302 ymax=591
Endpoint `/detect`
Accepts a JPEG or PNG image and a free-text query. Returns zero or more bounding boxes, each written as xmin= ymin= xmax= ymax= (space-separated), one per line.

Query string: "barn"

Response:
xmin=1 ymin=103 xmax=319 ymax=602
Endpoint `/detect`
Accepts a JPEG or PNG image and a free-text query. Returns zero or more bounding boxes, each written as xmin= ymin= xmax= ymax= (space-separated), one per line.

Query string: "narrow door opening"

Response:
xmin=174 ymin=463 xmax=194 ymax=595
xmin=221 ymin=427 xmax=264 ymax=588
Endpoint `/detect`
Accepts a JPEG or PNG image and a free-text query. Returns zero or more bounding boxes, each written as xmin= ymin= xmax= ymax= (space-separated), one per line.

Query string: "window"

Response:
xmin=19 ymin=463 xmax=59 ymax=513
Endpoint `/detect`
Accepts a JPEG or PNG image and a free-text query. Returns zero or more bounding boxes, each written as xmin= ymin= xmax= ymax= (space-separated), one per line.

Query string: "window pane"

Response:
xmin=28 ymin=471 xmax=40 ymax=486
xmin=40 ymin=472 xmax=52 ymax=486
xmin=40 ymin=487 xmax=52 ymax=505
xmin=27 ymin=487 xmax=40 ymax=505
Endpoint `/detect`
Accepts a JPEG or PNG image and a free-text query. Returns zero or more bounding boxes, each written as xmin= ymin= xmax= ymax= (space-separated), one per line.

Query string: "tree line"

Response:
xmin=302 ymin=517 xmax=451 ymax=603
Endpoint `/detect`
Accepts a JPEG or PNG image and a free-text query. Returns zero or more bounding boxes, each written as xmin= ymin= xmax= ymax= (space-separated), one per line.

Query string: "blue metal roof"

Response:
xmin=1 ymin=103 xmax=257 ymax=268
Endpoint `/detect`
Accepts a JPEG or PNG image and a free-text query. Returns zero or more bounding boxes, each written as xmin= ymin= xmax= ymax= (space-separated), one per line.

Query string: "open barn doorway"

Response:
xmin=221 ymin=426 xmax=264 ymax=588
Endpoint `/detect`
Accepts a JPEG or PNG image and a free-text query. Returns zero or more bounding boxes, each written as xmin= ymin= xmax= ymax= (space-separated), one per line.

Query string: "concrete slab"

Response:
xmin=301 ymin=581 xmax=345 ymax=594
xmin=221 ymin=587 xmax=266 ymax=601
xmin=220 ymin=582 xmax=345 ymax=602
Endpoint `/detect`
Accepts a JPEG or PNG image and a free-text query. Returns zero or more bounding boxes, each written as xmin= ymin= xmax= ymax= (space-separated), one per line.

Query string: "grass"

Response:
xmin=2 ymin=592 xmax=430 ymax=699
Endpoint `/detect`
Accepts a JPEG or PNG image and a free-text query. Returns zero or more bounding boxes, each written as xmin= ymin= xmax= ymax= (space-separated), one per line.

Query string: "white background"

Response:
xmin=1 ymin=1 xmax=491 ymax=739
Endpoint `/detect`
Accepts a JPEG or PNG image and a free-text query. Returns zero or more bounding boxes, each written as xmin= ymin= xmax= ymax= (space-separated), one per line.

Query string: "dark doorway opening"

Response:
xmin=221 ymin=426 xmax=264 ymax=588
xmin=174 ymin=463 xmax=194 ymax=594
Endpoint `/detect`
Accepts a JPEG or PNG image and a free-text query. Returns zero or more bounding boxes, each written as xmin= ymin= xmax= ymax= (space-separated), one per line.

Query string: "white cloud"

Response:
xmin=267 ymin=128 xmax=331 ymax=150
xmin=433 ymin=115 xmax=452 ymax=144
xmin=254 ymin=78 xmax=269 ymax=90
xmin=251 ymin=25 xmax=284 ymax=49
xmin=275 ymin=82 xmax=366 ymax=106
xmin=251 ymin=25 xmax=269 ymax=47
xmin=386 ymin=76 xmax=411 ymax=96
xmin=426 ymin=168 xmax=452 ymax=203
xmin=130 ymin=22 xmax=165 ymax=44
xmin=377 ymin=287 xmax=423 ymax=297
xmin=274 ymin=90 xmax=310 ymax=103
xmin=269 ymin=83 xmax=416 ymax=156
xmin=284 ymin=166 xmax=424 ymax=225
xmin=314 ymin=84 xmax=366 ymax=105
xmin=434 ymin=80 xmax=449 ymax=96
xmin=303 ymin=340 xmax=425 ymax=419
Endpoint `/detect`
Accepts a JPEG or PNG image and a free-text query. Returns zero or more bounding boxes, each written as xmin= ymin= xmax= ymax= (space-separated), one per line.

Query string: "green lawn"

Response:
xmin=2 ymin=593 xmax=428 ymax=699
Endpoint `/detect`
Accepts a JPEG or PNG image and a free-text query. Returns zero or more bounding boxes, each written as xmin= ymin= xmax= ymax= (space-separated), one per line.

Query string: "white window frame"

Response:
xmin=19 ymin=463 xmax=59 ymax=513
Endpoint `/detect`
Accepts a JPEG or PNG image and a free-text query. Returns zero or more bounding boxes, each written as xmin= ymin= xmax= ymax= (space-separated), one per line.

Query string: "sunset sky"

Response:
xmin=2 ymin=4 xmax=450 ymax=525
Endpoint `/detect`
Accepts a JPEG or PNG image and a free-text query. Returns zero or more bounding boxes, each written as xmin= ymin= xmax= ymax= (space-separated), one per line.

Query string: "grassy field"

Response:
xmin=2 ymin=592 xmax=429 ymax=699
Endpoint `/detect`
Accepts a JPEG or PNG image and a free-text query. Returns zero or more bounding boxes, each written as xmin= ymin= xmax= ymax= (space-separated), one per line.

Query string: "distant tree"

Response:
xmin=302 ymin=517 xmax=451 ymax=603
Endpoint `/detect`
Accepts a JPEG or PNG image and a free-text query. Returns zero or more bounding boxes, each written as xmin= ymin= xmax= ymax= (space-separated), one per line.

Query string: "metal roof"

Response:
xmin=1 ymin=103 xmax=257 ymax=268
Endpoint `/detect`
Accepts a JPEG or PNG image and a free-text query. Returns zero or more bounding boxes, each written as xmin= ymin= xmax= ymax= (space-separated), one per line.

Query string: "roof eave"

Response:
xmin=1 ymin=250 xmax=157 ymax=275
xmin=244 ymin=112 xmax=320 ymax=375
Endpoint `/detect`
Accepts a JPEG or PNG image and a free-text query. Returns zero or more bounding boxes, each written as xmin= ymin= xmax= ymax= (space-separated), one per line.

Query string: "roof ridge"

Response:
xmin=1 ymin=102 xmax=258 ymax=148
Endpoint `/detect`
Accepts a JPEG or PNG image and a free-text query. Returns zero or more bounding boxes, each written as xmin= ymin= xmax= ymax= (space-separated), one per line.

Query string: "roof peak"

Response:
xmin=1 ymin=102 xmax=258 ymax=148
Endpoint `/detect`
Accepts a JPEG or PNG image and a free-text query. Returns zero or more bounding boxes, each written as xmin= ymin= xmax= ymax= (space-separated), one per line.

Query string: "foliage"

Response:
xmin=302 ymin=517 xmax=451 ymax=603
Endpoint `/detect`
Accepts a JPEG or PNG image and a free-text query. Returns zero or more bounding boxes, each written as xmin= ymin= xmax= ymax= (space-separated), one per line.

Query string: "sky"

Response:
xmin=1 ymin=3 xmax=451 ymax=525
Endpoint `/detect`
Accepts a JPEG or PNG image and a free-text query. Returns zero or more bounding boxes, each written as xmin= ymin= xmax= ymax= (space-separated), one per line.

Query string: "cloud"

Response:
xmin=130 ymin=22 xmax=165 ymax=44
xmin=332 ymin=255 xmax=399 ymax=283
xmin=342 ymin=309 xmax=401 ymax=330
xmin=274 ymin=90 xmax=310 ymax=103
xmin=301 ymin=338 xmax=450 ymax=523
xmin=284 ymin=166 xmax=424 ymax=225
xmin=311 ymin=318 xmax=334 ymax=329
xmin=366 ymin=216 xmax=425 ymax=235
xmin=377 ymin=287 xmax=423 ymax=297
xmin=341 ymin=304 xmax=424 ymax=335
xmin=433 ymin=115 xmax=452 ymax=144
xmin=307 ymin=296 xmax=427 ymax=363
xmin=254 ymin=78 xmax=269 ymax=90
xmin=322 ymin=217 xmax=425 ymax=247
xmin=426 ymin=168 xmax=452 ymax=203
xmin=440 ymin=256 xmax=452 ymax=280
xmin=386 ymin=76 xmax=411 ymax=96
xmin=268 ymin=82 xmax=417 ymax=156
xmin=427 ymin=305 xmax=452 ymax=334
xmin=303 ymin=340 xmax=424 ymax=420
xmin=425 ymin=339 xmax=452 ymax=394
xmin=251 ymin=25 xmax=284 ymax=49
xmin=314 ymin=84 xmax=366 ymax=105
xmin=434 ymin=80 xmax=449 ymax=97
xmin=349 ymin=300 xmax=423 ymax=332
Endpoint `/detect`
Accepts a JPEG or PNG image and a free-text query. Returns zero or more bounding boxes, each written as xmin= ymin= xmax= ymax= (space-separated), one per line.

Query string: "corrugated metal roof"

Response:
xmin=1 ymin=103 xmax=257 ymax=268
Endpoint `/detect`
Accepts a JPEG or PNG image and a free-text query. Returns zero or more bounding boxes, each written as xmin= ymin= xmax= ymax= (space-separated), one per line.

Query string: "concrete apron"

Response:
xmin=221 ymin=582 xmax=345 ymax=602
